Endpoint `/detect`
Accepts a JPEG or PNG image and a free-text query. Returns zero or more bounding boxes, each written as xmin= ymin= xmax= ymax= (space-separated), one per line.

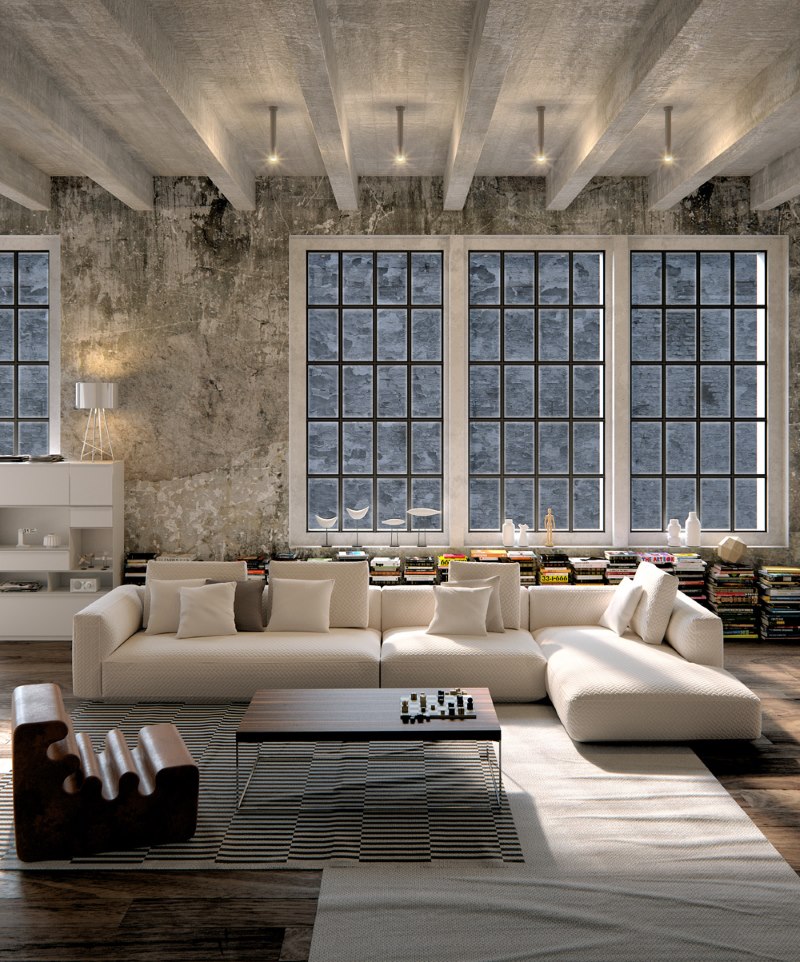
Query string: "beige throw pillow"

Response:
xmin=176 ymin=582 xmax=237 ymax=639
xmin=598 ymin=577 xmax=643 ymax=636
xmin=446 ymin=573 xmax=504 ymax=632
xmin=630 ymin=561 xmax=679 ymax=645
xmin=267 ymin=578 xmax=334 ymax=633
xmin=426 ymin=585 xmax=493 ymax=637
xmin=145 ymin=578 xmax=206 ymax=634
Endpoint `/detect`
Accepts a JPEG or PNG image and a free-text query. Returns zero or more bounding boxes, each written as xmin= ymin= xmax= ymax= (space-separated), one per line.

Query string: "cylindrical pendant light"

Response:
xmin=536 ymin=105 xmax=546 ymax=164
xmin=269 ymin=105 xmax=279 ymax=164
xmin=395 ymin=105 xmax=406 ymax=164
xmin=663 ymin=105 xmax=673 ymax=163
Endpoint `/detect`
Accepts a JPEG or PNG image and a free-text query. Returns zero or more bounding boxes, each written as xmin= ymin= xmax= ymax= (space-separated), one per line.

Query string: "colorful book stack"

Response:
xmin=123 ymin=551 xmax=158 ymax=585
xmin=637 ymin=551 xmax=676 ymax=574
xmin=370 ymin=556 xmax=402 ymax=584
xmin=506 ymin=550 xmax=538 ymax=585
xmin=336 ymin=548 xmax=368 ymax=561
xmin=569 ymin=557 xmax=608 ymax=584
xmin=758 ymin=566 xmax=800 ymax=642
xmin=403 ymin=556 xmax=438 ymax=583
xmin=604 ymin=550 xmax=639 ymax=584
xmin=538 ymin=551 xmax=571 ymax=584
xmin=706 ymin=562 xmax=759 ymax=640
xmin=236 ymin=553 xmax=269 ymax=581
xmin=470 ymin=548 xmax=510 ymax=562
xmin=437 ymin=553 xmax=467 ymax=582
xmin=672 ymin=553 xmax=708 ymax=606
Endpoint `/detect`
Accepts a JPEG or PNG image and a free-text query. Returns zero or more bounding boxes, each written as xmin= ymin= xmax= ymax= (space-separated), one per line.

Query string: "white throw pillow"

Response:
xmin=446 ymin=573 xmax=505 ymax=632
xmin=267 ymin=578 xmax=334 ymax=633
xmin=598 ymin=577 xmax=644 ymax=636
xmin=145 ymin=578 xmax=206 ymax=634
xmin=176 ymin=582 xmax=237 ymax=639
xmin=630 ymin=561 xmax=679 ymax=645
xmin=426 ymin=585 xmax=493 ymax=637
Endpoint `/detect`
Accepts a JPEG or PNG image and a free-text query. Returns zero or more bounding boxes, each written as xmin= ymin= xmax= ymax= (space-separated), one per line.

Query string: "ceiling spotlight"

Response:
xmin=395 ymin=105 xmax=406 ymax=164
xmin=536 ymin=105 xmax=546 ymax=164
xmin=268 ymin=105 xmax=279 ymax=164
xmin=662 ymin=105 xmax=673 ymax=163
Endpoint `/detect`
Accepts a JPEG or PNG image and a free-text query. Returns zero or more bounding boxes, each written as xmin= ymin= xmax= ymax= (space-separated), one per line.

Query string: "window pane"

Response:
xmin=342 ymin=252 xmax=373 ymax=304
xmin=573 ymin=422 xmax=601 ymax=474
xmin=734 ymin=252 xmax=762 ymax=305
xmin=538 ymin=253 xmax=569 ymax=303
xmin=0 ymin=366 xmax=13 ymax=417
xmin=17 ymin=365 xmax=48 ymax=417
xmin=411 ymin=422 xmax=441 ymax=473
xmin=573 ymin=365 xmax=601 ymax=417
xmin=376 ymin=253 xmax=407 ymax=304
xmin=700 ymin=366 xmax=730 ymax=417
xmin=631 ymin=422 xmax=661 ymax=474
xmin=700 ymin=253 xmax=731 ymax=303
xmin=699 ymin=309 xmax=730 ymax=360
xmin=631 ymin=477 xmax=662 ymax=529
xmin=504 ymin=310 xmax=535 ymax=360
xmin=343 ymin=478 xmax=373 ymax=528
xmin=538 ymin=309 xmax=569 ymax=360
xmin=504 ymin=366 xmax=534 ymax=418
xmin=0 ymin=254 xmax=13 ymax=304
xmin=700 ymin=422 xmax=730 ymax=474
xmin=410 ymin=477 xmax=442 ymax=524
xmin=504 ymin=422 xmax=535 ymax=474
xmin=308 ymin=309 xmax=338 ymax=360
xmin=308 ymin=252 xmax=338 ymax=304
xmin=734 ymin=366 xmax=760 ymax=417
xmin=538 ymin=478 xmax=569 ymax=528
xmin=470 ymin=309 xmax=501 ymax=360
xmin=342 ymin=309 xmax=373 ymax=360
xmin=631 ymin=366 xmax=662 ymax=417
xmin=0 ymin=310 xmax=13 ymax=360
xmin=631 ymin=252 xmax=662 ymax=304
xmin=665 ymin=309 xmax=695 ymax=360
xmin=411 ymin=366 xmax=441 ymax=417
xmin=411 ymin=253 xmax=442 ymax=304
xmin=470 ymin=422 xmax=500 ymax=474
xmin=573 ymin=309 xmax=601 ymax=360
xmin=573 ymin=478 xmax=601 ymax=529
xmin=22 ymin=423 xmax=48 ymax=456
xmin=0 ymin=422 xmax=13 ymax=455
xmin=665 ymin=366 xmax=696 ymax=417
xmin=411 ymin=309 xmax=441 ymax=360
xmin=504 ymin=254 xmax=534 ymax=303
xmin=631 ymin=309 xmax=661 ymax=361
xmin=308 ymin=478 xmax=339 ymax=528
xmin=700 ymin=478 xmax=730 ymax=530
xmin=469 ymin=366 xmax=500 ymax=417
xmin=505 ymin=478 xmax=535 ymax=526
xmin=734 ymin=422 xmax=759 ymax=473
xmin=17 ymin=253 xmax=48 ymax=304
xmin=665 ymin=478 xmax=696 ymax=526
xmin=735 ymin=478 xmax=763 ymax=530
xmin=572 ymin=253 xmax=601 ymax=304
xmin=377 ymin=478 xmax=407 ymax=526
xmin=665 ymin=253 xmax=696 ymax=304
xmin=308 ymin=365 xmax=338 ymax=417
xmin=733 ymin=309 xmax=760 ymax=360
xmin=470 ymin=478 xmax=500 ymax=530
xmin=377 ymin=309 xmax=407 ymax=360
xmin=377 ymin=422 xmax=407 ymax=474
xmin=469 ymin=253 xmax=500 ymax=305
xmin=342 ymin=421 xmax=372 ymax=473
xmin=538 ymin=366 xmax=568 ymax=417
xmin=538 ymin=422 xmax=569 ymax=474
xmin=343 ymin=365 xmax=373 ymax=417
xmin=308 ymin=421 xmax=339 ymax=473
xmin=376 ymin=365 xmax=406 ymax=417
xmin=18 ymin=312 xmax=48 ymax=363
xmin=666 ymin=422 xmax=695 ymax=473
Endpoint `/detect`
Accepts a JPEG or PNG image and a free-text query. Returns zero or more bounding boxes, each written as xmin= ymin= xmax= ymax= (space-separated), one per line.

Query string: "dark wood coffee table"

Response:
xmin=235 ymin=687 xmax=502 ymax=808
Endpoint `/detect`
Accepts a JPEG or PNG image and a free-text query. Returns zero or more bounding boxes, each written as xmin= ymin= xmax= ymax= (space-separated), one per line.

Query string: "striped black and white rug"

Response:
xmin=0 ymin=700 xmax=522 ymax=869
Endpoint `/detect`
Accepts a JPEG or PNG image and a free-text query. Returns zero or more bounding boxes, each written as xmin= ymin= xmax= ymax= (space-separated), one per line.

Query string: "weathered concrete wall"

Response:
xmin=0 ymin=175 xmax=796 ymax=558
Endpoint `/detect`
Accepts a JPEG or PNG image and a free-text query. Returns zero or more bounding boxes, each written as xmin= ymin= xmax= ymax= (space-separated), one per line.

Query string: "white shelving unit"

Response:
xmin=0 ymin=461 xmax=124 ymax=640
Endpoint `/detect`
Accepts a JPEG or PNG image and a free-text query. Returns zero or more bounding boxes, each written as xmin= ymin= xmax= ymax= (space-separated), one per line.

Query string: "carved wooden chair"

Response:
xmin=12 ymin=683 xmax=199 ymax=862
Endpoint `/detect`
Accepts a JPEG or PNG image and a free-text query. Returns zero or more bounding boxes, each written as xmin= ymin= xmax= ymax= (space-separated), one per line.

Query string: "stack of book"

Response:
xmin=569 ymin=557 xmax=608 ymax=585
xmin=437 ymin=553 xmax=467 ymax=582
xmin=0 ymin=581 xmax=42 ymax=592
xmin=370 ymin=556 xmax=403 ymax=584
xmin=604 ymin=550 xmax=639 ymax=584
xmin=236 ymin=553 xmax=269 ymax=581
xmin=637 ymin=551 xmax=676 ymax=574
xmin=403 ymin=556 xmax=438 ymax=583
xmin=537 ymin=551 xmax=571 ymax=584
xmin=706 ymin=562 xmax=759 ymax=640
xmin=470 ymin=548 xmax=509 ymax=562
xmin=758 ymin=566 xmax=800 ymax=642
xmin=336 ymin=548 xmax=368 ymax=562
xmin=672 ymin=553 xmax=708 ymax=605
xmin=123 ymin=551 xmax=158 ymax=585
xmin=506 ymin=550 xmax=538 ymax=585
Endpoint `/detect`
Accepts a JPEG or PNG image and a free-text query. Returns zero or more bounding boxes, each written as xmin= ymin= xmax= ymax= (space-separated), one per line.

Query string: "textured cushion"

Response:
xmin=268 ymin=561 xmax=369 ymax=628
xmin=177 ymin=582 xmax=237 ymax=639
xmin=206 ymin=579 xmax=265 ymax=632
xmin=427 ymin=585 xmax=492 ymax=636
xmin=145 ymin=579 xmax=206 ymax=634
xmin=598 ymin=577 xmax=643 ymax=635
xmin=267 ymin=578 xmax=333 ymax=633
xmin=630 ymin=561 xmax=679 ymax=644
xmin=381 ymin=627 xmax=548 ymax=703
xmin=535 ymin=625 xmax=761 ymax=741
xmin=447 ymin=573 xmax=504 ymax=632
xmin=143 ymin=561 xmax=247 ymax=627
xmin=447 ymin=561 xmax=521 ymax=629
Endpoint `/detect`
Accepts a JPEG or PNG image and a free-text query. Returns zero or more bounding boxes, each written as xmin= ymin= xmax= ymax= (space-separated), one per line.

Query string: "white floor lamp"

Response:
xmin=76 ymin=382 xmax=118 ymax=462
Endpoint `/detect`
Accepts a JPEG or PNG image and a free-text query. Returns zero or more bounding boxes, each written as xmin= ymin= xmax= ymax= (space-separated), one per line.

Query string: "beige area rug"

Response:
xmin=310 ymin=704 xmax=800 ymax=962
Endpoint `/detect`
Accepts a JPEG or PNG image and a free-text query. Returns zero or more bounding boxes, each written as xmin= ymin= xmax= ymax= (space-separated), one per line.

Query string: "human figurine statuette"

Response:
xmin=544 ymin=508 xmax=555 ymax=548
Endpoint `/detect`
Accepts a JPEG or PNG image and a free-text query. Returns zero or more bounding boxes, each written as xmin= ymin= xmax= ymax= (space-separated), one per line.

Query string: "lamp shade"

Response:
xmin=75 ymin=382 xmax=118 ymax=410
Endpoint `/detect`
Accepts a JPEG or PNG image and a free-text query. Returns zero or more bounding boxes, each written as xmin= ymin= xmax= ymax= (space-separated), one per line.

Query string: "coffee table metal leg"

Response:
xmin=237 ymin=743 xmax=260 ymax=811
xmin=485 ymin=739 xmax=502 ymax=807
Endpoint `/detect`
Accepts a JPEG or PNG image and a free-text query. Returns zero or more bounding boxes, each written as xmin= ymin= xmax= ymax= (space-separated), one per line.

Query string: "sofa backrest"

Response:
xmin=380 ymin=585 xmax=529 ymax=631
xmin=368 ymin=586 xmax=382 ymax=631
xmin=146 ymin=560 xmax=248 ymax=583
xmin=528 ymin=585 xmax=615 ymax=630
xmin=447 ymin=561 xmax=521 ymax=629
xmin=267 ymin=560 xmax=370 ymax=629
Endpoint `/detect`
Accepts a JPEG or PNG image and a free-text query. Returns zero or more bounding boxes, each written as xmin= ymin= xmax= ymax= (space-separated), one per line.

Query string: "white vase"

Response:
xmin=685 ymin=511 xmax=701 ymax=546
xmin=502 ymin=518 xmax=515 ymax=547
xmin=666 ymin=518 xmax=682 ymax=547
xmin=518 ymin=524 xmax=529 ymax=547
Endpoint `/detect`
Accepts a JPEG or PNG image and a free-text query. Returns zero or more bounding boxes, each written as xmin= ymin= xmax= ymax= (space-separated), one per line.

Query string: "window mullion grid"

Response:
xmin=499 ymin=252 xmax=506 ymax=531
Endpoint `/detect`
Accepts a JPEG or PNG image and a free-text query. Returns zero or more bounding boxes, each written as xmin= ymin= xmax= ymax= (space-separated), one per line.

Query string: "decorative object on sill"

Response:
xmin=16 ymin=527 xmax=36 ymax=548
xmin=28 ymin=454 xmax=64 ymax=462
xmin=43 ymin=533 xmax=61 ymax=548
xmin=315 ymin=514 xmax=338 ymax=547
xmin=75 ymin=382 xmax=118 ymax=462
xmin=70 ymin=577 xmax=99 ymax=593
xmin=345 ymin=505 xmax=369 ymax=546
xmin=717 ymin=535 xmax=747 ymax=564
xmin=667 ymin=518 xmax=682 ymax=547
xmin=544 ymin=508 xmax=555 ymax=548
xmin=684 ymin=511 xmax=701 ymax=547
xmin=518 ymin=524 xmax=529 ymax=547
xmin=406 ymin=507 xmax=441 ymax=548
xmin=502 ymin=518 xmax=515 ymax=547
xmin=78 ymin=553 xmax=95 ymax=569
xmin=382 ymin=518 xmax=405 ymax=548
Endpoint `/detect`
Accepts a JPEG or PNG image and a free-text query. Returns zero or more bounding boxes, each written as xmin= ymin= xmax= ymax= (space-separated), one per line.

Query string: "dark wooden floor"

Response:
xmin=0 ymin=640 xmax=797 ymax=960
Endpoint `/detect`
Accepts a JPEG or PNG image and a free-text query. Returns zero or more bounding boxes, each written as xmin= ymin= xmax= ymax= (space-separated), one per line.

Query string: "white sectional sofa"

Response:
xmin=71 ymin=558 xmax=761 ymax=742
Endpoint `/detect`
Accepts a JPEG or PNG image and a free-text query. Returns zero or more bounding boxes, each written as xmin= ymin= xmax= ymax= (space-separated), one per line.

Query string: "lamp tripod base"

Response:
xmin=80 ymin=408 xmax=114 ymax=462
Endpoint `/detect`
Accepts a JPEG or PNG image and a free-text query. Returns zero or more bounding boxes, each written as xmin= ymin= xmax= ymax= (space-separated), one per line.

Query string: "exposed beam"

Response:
xmin=750 ymin=144 xmax=800 ymax=209
xmin=0 ymin=143 xmax=50 ymax=210
xmin=0 ymin=30 xmax=152 ymax=210
xmin=74 ymin=0 xmax=256 ymax=210
xmin=546 ymin=0 xmax=715 ymax=211
xmin=443 ymin=0 xmax=525 ymax=211
xmin=649 ymin=45 xmax=800 ymax=210
xmin=274 ymin=0 xmax=358 ymax=211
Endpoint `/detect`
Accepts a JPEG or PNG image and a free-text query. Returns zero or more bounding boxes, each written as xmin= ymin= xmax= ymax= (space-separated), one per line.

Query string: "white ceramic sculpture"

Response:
xmin=717 ymin=535 xmax=747 ymax=564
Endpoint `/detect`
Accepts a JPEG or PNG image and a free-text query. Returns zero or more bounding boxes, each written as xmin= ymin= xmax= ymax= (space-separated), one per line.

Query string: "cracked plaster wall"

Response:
xmin=0 ymin=174 xmax=797 ymax=559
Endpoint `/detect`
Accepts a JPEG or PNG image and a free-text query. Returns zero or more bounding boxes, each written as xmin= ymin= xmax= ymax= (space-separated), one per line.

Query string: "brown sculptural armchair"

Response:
xmin=12 ymin=683 xmax=199 ymax=862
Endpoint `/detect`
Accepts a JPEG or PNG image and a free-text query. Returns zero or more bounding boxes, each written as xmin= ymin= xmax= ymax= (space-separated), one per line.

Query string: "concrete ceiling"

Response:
xmin=2 ymin=0 xmax=800 ymax=212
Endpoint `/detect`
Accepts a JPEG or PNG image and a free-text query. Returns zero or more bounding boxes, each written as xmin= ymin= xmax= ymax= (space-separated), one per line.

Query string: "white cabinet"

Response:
xmin=0 ymin=461 xmax=124 ymax=640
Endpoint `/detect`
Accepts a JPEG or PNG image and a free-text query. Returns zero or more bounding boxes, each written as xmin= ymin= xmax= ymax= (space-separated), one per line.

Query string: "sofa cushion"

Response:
xmin=176 ymin=582 xmax=237 ymax=639
xmin=630 ymin=560 xmax=678 ymax=645
xmin=427 ymin=584 xmax=492 ymax=636
xmin=598 ymin=577 xmax=643 ymax=635
xmin=268 ymin=561 xmax=369 ymax=628
xmin=267 ymin=578 xmax=334 ymax=633
xmin=143 ymin=561 xmax=247 ymax=628
xmin=381 ymin=627 xmax=548 ymax=702
xmin=206 ymin=579 xmax=265 ymax=632
xmin=447 ymin=561 xmax=521 ymax=629
xmin=534 ymin=625 xmax=761 ymax=741
xmin=145 ymin=579 xmax=206 ymax=634
xmin=447 ymin=572 xmax=504 ymax=632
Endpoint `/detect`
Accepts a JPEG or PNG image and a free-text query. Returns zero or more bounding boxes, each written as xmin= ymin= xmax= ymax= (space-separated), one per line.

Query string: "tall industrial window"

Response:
xmin=629 ymin=251 xmax=767 ymax=531
xmin=0 ymin=250 xmax=52 ymax=456
xmin=467 ymin=251 xmax=604 ymax=533
xmin=306 ymin=250 xmax=444 ymax=537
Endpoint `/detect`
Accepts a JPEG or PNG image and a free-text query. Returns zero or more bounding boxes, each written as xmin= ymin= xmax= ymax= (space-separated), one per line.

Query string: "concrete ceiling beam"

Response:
xmin=74 ymin=0 xmax=256 ymax=210
xmin=443 ymin=0 xmax=526 ymax=211
xmin=0 ymin=143 xmax=50 ymax=210
xmin=274 ymin=0 xmax=359 ymax=211
xmin=0 ymin=28 xmax=153 ymax=210
xmin=546 ymin=0 xmax=716 ymax=211
xmin=649 ymin=44 xmax=800 ymax=210
xmin=750 ymin=143 xmax=800 ymax=209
